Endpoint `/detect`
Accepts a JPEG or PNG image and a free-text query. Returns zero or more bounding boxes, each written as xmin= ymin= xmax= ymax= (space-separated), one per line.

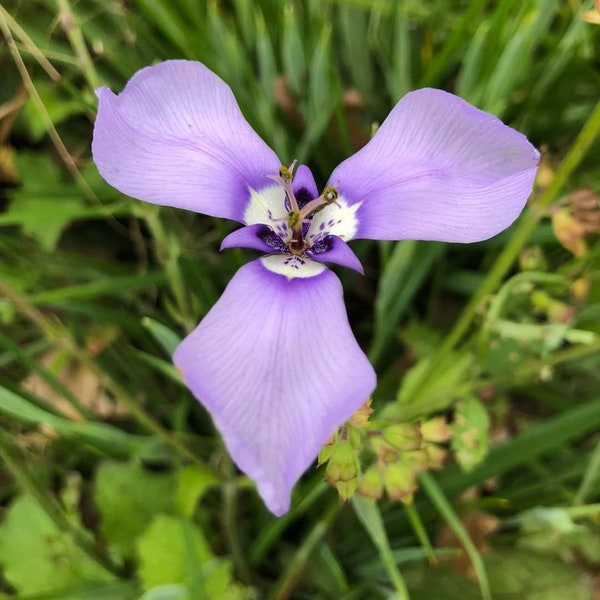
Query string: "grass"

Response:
xmin=0 ymin=0 xmax=599 ymax=598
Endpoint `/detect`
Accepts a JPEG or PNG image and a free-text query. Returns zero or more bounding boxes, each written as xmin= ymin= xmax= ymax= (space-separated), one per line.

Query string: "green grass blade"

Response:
xmin=352 ymin=496 xmax=411 ymax=599
xmin=419 ymin=472 xmax=491 ymax=600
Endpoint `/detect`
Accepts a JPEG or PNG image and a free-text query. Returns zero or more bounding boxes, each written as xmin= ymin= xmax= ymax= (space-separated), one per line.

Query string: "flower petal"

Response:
xmin=328 ymin=88 xmax=540 ymax=243
xmin=293 ymin=164 xmax=319 ymax=200
xmin=220 ymin=224 xmax=281 ymax=253
xmin=174 ymin=259 xmax=376 ymax=516
xmin=309 ymin=236 xmax=364 ymax=274
xmin=92 ymin=60 xmax=280 ymax=221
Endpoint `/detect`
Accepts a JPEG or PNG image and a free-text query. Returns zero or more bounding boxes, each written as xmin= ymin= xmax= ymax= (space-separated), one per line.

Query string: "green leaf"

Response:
xmin=136 ymin=515 xmax=212 ymax=588
xmin=139 ymin=584 xmax=189 ymax=600
xmin=5 ymin=153 xmax=84 ymax=251
xmin=419 ymin=472 xmax=492 ymax=600
xmin=136 ymin=515 xmax=240 ymax=599
xmin=403 ymin=549 xmax=589 ymax=600
xmin=21 ymin=82 xmax=84 ymax=141
xmin=393 ymin=350 xmax=473 ymax=420
xmin=141 ymin=317 xmax=182 ymax=357
xmin=352 ymin=496 xmax=410 ymax=598
xmin=451 ymin=396 xmax=490 ymax=472
xmin=94 ymin=461 xmax=177 ymax=560
xmin=176 ymin=465 xmax=219 ymax=518
xmin=0 ymin=495 xmax=113 ymax=595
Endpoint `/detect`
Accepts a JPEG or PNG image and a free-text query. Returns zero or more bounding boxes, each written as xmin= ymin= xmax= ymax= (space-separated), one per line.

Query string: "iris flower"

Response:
xmin=92 ymin=60 xmax=539 ymax=516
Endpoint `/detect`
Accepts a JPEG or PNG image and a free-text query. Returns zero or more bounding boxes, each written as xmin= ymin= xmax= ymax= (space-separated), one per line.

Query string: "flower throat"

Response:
xmin=269 ymin=161 xmax=340 ymax=255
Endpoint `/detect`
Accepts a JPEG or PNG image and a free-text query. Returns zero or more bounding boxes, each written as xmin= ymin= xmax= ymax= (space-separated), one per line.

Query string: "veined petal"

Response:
xmin=92 ymin=60 xmax=280 ymax=221
xmin=328 ymin=88 xmax=540 ymax=243
xmin=174 ymin=259 xmax=376 ymax=516
xmin=293 ymin=164 xmax=319 ymax=201
xmin=220 ymin=224 xmax=284 ymax=253
xmin=308 ymin=236 xmax=364 ymax=274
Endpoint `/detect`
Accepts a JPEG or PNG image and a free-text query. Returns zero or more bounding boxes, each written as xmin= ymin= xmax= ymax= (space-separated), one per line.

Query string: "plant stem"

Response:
xmin=56 ymin=0 xmax=101 ymax=90
xmin=222 ymin=479 xmax=252 ymax=584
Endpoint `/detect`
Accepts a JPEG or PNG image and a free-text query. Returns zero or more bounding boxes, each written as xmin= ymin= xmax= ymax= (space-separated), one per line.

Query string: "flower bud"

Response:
xmin=405 ymin=449 xmax=429 ymax=473
xmin=552 ymin=208 xmax=587 ymax=257
xmin=421 ymin=416 xmax=451 ymax=443
xmin=357 ymin=465 xmax=384 ymax=499
xmin=519 ymin=246 xmax=547 ymax=272
xmin=384 ymin=462 xmax=417 ymax=502
xmin=318 ymin=443 xmax=335 ymax=466
xmin=571 ymin=278 xmax=590 ymax=303
xmin=424 ymin=444 xmax=447 ymax=470
xmin=325 ymin=442 xmax=359 ymax=488
xmin=370 ymin=436 xmax=397 ymax=461
xmin=348 ymin=397 xmax=373 ymax=428
xmin=383 ymin=424 xmax=421 ymax=451
xmin=335 ymin=479 xmax=358 ymax=502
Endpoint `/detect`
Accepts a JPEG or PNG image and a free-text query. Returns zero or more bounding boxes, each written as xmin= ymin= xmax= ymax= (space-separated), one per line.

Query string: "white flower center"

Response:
xmin=260 ymin=254 xmax=326 ymax=278
xmin=243 ymin=165 xmax=361 ymax=279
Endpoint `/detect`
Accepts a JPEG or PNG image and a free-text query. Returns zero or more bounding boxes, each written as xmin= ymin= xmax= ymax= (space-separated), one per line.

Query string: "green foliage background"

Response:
xmin=0 ymin=0 xmax=599 ymax=598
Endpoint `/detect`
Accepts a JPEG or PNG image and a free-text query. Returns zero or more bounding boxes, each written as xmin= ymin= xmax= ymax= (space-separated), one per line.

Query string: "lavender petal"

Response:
xmin=329 ymin=88 xmax=540 ymax=243
xmin=309 ymin=236 xmax=364 ymax=274
xmin=174 ymin=259 xmax=376 ymax=516
xmin=92 ymin=60 xmax=280 ymax=221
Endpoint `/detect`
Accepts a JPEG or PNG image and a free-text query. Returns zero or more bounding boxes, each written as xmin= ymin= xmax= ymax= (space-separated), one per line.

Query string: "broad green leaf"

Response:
xmin=176 ymin=465 xmax=219 ymax=518
xmin=136 ymin=515 xmax=212 ymax=589
xmin=21 ymin=82 xmax=84 ymax=141
xmin=94 ymin=461 xmax=177 ymax=560
xmin=136 ymin=515 xmax=242 ymax=599
xmin=5 ymin=153 xmax=83 ymax=251
xmin=0 ymin=495 xmax=113 ymax=595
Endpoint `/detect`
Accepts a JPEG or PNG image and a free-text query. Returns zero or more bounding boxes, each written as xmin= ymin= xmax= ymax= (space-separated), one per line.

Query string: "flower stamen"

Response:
xmin=297 ymin=186 xmax=340 ymax=221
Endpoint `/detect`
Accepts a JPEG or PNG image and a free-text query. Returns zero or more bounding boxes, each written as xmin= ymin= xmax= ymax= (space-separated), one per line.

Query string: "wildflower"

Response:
xmin=92 ymin=60 xmax=539 ymax=516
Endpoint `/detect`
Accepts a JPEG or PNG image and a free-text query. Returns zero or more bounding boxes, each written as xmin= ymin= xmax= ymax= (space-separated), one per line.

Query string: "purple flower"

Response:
xmin=92 ymin=60 xmax=539 ymax=516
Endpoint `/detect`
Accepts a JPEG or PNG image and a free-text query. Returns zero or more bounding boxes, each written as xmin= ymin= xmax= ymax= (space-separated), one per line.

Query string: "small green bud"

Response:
xmin=357 ymin=465 xmax=384 ymax=499
xmin=425 ymin=444 xmax=447 ymax=470
xmin=382 ymin=424 xmax=421 ymax=451
xmin=348 ymin=397 xmax=373 ymax=428
xmin=348 ymin=426 xmax=362 ymax=448
xmin=421 ymin=416 xmax=451 ymax=443
xmin=336 ymin=478 xmax=358 ymax=502
xmin=405 ymin=449 xmax=429 ymax=473
xmin=325 ymin=442 xmax=359 ymax=487
xmin=318 ymin=443 xmax=335 ymax=466
xmin=384 ymin=462 xmax=417 ymax=502
xmin=370 ymin=436 xmax=397 ymax=461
